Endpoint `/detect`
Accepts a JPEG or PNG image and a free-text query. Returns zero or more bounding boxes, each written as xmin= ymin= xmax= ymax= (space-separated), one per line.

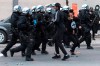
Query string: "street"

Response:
xmin=0 ymin=0 xmax=100 ymax=66
xmin=0 ymin=38 xmax=100 ymax=66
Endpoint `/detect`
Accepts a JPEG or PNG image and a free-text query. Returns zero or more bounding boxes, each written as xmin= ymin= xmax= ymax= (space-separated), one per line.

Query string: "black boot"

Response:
xmin=93 ymin=38 xmax=95 ymax=40
xmin=41 ymin=51 xmax=49 ymax=55
xmin=1 ymin=50 xmax=8 ymax=57
xmin=77 ymin=45 xmax=80 ymax=48
xmin=21 ymin=51 xmax=26 ymax=57
xmin=21 ymin=52 xmax=26 ymax=57
xmin=62 ymin=54 xmax=70 ymax=61
xmin=87 ymin=46 xmax=94 ymax=49
xmin=52 ymin=54 xmax=61 ymax=59
xmin=26 ymin=57 xmax=34 ymax=61
xmin=70 ymin=50 xmax=76 ymax=55
xmin=10 ymin=50 xmax=14 ymax=57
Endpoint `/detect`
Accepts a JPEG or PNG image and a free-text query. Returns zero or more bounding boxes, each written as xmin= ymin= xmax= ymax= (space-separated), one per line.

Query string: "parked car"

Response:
xmin=0 ymin=17 xmax=11 ymax=44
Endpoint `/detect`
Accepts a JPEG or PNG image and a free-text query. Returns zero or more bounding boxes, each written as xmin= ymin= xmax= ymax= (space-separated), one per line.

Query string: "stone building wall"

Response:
xmin=0 ymin=0 xmax=100 ymax=20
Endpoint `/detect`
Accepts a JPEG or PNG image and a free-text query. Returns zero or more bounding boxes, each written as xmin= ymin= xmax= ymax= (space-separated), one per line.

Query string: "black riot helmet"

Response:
xmin=95 ymin=5 xmax=100 ymax=11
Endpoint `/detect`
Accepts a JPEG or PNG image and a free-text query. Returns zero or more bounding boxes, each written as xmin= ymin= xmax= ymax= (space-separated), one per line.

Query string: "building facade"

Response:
xmin=0 ymin=0 xmax=100 ymax=19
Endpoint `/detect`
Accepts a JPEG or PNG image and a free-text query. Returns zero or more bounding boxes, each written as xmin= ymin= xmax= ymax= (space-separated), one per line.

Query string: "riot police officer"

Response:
xmin=62 ymin=5 xmax=71 ymax=48
xmin=33 ymin=5 xmax=49 ymax=54
xmin=92 ymin=5 xmax=100 ymax=38
xmin=44 ymin=7 xmax=56 ymax=46
xmin=78 ymin=4 xmax=93 ymax=49
xmin=10 ymin=7 xmax=34 ymax=61
xmin=1 ymin=5 xmax=22 ymax=57
xmin=89 ymin=7 xmax=96 ymax=40
xmin=44 ymin=8 xmax=54 ymax=38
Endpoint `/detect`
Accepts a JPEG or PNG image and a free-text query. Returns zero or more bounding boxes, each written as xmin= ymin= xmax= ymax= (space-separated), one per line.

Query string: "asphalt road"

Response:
xmin=0 ymin=38 xmax=100 ymax=66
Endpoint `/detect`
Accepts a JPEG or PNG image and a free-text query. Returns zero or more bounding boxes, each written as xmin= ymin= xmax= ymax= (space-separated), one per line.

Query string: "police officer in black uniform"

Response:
xmin=1 ymin=5 xmax=22 ymax=57
xmin=10 ymin=7 xmax=34 ymax=61
xmin=92 ymin=5 xmax=100 ymax=39
xmin=78 ymin=4 xmax=93 ymax=49
xmin=44 ymin=7 xmax=55 ymax=43
xmin=33 ymin=5 xmax=49 ymax=54
xmin=89 ymin=7 xmax=96 ymax=40
xmin=31 ymin=6 xmax=38 ymax=55
xmin=62 ymin=5 xmax=71 ymax=48
xmin=52 ymin=3 xmax=70 ymax=61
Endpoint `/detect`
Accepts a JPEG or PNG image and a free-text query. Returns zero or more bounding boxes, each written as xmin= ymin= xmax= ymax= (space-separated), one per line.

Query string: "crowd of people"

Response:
xmin=1 ymin=2 xmax=100 ymax=61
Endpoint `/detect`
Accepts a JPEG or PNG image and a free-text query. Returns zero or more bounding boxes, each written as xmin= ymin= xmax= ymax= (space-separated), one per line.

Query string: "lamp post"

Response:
xmin=12 ymin=0 xmax=18 ymax=10
xmin=66 ymin=0 xmax=69 ymax=6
